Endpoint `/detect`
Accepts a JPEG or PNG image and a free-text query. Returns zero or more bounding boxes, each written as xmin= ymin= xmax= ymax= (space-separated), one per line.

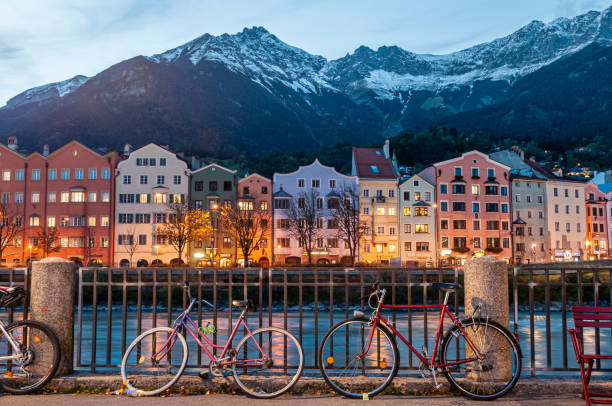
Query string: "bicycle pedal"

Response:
xmin=198 ymin=371 xmax=210 ymax=380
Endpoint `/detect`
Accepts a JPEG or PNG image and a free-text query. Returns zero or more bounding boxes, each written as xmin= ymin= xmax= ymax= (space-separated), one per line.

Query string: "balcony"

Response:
xmin=374 ymin=196 xmax=386 ymax=203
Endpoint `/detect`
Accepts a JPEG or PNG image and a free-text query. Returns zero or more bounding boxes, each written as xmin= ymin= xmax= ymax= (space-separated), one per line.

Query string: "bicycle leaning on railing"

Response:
xmin=318 ymin=282 xmax=522 ymax=400
xmin=0 ymin=286 xmax=61 ymax=394
xmin=120 ymin=281 xmax=304 ymax=398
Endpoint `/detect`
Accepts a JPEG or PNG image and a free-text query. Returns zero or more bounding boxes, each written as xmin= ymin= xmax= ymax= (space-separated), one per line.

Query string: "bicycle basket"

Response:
xmin=0 ymin=287 xmax=25 ymax=308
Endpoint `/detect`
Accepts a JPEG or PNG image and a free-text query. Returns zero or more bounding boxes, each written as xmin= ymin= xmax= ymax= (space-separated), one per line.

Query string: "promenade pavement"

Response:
xmin=0 ymin=393 xmax=585 ymax=405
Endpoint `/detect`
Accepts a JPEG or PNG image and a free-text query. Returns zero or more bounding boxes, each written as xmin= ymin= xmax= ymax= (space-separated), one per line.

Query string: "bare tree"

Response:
xmin=287 ymin=189 xmax=323 ymax=265
xmin=0 ymin=203 xmax=21 ymax=262
xmin=37 ymin=227 xmax=60 ymax=258
xmin=121 ymin=226 xmax=139 ymax=266
xmin=157 ymin=203 xmax=212 ymax=265
xmin=221 ymin=198 xmax=271 ymax=266
xmin=331 ymin=185 xmax=367 ymax=265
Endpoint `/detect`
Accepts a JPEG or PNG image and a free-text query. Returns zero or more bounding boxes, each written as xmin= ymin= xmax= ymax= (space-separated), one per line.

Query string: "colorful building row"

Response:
xmin=0 ymin=138 xmax=610 ymax=267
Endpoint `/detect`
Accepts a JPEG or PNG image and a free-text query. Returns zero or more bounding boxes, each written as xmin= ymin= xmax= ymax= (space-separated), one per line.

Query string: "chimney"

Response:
xmin=123 ymin=144 xmax=132 ymax=157
xmin=43 ymin=144 xmax=50 ymax=157
xmin=383 ymin=139 xmax=390 ymax=159
xmin=7 ymin=136 xmax=17 ymax=151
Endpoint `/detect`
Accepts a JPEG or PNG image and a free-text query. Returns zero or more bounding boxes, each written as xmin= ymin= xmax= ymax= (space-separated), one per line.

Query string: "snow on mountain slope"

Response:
xmin=4 ymin=75 xmax=89 ymax=109
xmin=151 ymin=27 xmax=336 ymax=95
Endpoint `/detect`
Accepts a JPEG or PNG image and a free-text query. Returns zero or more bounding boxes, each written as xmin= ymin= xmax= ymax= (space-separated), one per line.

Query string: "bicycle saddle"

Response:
xmin=432 ymin=282 xmax=461 ymax=291
xmin=232 ymin=299 xmax=256 ymax=312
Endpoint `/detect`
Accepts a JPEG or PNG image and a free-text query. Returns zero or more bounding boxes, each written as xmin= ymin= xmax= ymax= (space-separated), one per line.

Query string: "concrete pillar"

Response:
xmin=463 ymin=256 xmax=510 ymax=381
xmin=30 ymin=257 xmax=76 ymax=375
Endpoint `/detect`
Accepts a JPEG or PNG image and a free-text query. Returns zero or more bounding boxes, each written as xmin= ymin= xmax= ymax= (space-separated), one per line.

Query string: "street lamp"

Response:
xmin=531 ymin=243 xmax=536 ymax=264
xmin=28 ymin=244 xmax=32 ymax=261
xmin=155 ymin=245 xmax=160 ymax=262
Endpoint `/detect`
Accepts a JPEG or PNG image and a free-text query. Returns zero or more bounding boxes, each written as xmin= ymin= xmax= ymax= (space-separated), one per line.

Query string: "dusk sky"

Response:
xmin=1 ymin=0 xmax=611 ymax=105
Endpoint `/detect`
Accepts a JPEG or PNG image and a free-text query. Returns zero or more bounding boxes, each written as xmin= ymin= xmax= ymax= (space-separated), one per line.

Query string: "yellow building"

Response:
xmin=352 ymin=141 xmax=400 ymax=265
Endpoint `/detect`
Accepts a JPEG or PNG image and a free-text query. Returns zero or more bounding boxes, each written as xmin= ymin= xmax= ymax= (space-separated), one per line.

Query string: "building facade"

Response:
xmin=190 ymin=163 xmax=237 ymax=267
xmin=545 ymin=179 xmax=587 ymax=262
xmin=114 ymin=144 xmax=189 ymax=266
xmin=273 ymin=159 xmax=358 ymax=265
xmin=352 ymin=141 xmax=400 ymax=265
xmin=0 ymin=139 xmax=120 ymax=266
xmin=237 ymin=173 xmax=273 ymax=267
xmin=585 ymin=181 xmax=609 ymax=260
xmin=435 ymin=151 xmax=512 ymax=265
xmin=398 ymin=170 xmax=437 ymax=267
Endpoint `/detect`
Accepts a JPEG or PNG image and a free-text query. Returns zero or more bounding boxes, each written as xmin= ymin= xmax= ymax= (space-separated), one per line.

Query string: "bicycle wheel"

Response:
xmin=318 ymin=318 xmax=399 ymax=399
xmin=0 ymin=320 xmax=60 ymax=394
xmin=440 ymin=317 xmax=521 ymax=400
xmin=120 ymin=327 xmax=188 ymax=396
xmin=232 ymin=326 xmax=304 ymax=398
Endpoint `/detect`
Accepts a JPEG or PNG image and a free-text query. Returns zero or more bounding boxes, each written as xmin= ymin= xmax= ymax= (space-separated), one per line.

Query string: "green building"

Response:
xmin=190 ymin=163 xmax=237 ymax=266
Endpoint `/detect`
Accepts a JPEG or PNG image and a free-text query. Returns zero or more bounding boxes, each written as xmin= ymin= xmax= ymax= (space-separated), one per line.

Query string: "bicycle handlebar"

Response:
xmin=184 ymin=281 xmax=214 ymax=308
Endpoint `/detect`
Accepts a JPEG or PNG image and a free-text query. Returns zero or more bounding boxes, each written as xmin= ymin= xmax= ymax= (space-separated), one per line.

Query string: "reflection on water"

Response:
xmin=4 ymin=308 xmax=610 ymax=372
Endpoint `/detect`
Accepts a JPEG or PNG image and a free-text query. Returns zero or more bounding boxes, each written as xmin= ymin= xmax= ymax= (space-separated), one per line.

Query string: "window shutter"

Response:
xmin=147 ymin=194 xmax=151 ymax=203
xmin=181 ymin=194 xmax=185 ymax=203
xmin=136 ymin=194 xmax=140 ymax=203
xmin=169 ymin=194 xmax=174 ymax=203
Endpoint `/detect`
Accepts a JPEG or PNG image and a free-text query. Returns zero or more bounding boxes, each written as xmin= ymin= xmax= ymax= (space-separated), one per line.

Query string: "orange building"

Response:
xmin=237 ymin=173 xmax=272 ymax=267
xmin=585 ymin=181 xmax=609 ymax=259
xmin=0 ymin=139 xmax=120 ymax=266
xmin=434 ymin=151 xmax=512 ymax=265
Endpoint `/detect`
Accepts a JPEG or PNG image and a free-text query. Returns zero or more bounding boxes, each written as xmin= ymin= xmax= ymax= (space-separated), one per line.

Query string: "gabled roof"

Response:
xmin=523 ymin=159 xmax=585 ymax=183
xmin=433 ymin=150 xmax=511 ymax=170
xmin=190 ymin=162 xmax=236 ymax=175
xmin=352 ymin=147 xmax=398 ymax=180
xmin=240 ymin=172 xmax=271 ymax=183
xmin=273 ymin=159 xmax=354 ymax=180
xmin=273 ymin=189 xmax=292 ymax=198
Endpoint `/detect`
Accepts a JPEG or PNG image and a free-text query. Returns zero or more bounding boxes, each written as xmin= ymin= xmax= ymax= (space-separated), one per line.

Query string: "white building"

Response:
xmin=273 ymin=159 xmax=359 ymax=265
xmin=114 ymin=144 xmax=190 ymax=266
xmin=398 ymin=168 xmax=437 ymax=267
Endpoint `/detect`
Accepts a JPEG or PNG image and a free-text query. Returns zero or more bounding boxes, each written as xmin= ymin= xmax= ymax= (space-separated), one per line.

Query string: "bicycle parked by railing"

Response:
xmin=120 ymin=281 xmax=304 ymax=398
xmin=318 ymin=282 xmax=522 ymax=400
xmin=0 ymin=286 xmax=61 ymax=394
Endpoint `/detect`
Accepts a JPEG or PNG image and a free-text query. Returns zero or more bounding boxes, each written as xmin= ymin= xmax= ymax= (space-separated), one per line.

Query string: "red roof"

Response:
xmin=352 ymin=147 xmax=398 ymax=179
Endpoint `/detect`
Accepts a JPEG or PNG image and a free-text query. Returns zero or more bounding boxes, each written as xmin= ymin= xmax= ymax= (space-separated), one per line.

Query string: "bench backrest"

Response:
xmin=572 ymin=306 xmax=612 ymax=329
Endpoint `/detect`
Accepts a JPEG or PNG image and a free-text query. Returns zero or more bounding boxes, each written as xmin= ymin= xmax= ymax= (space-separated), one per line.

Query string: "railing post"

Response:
xmin=464 ymin=256 xmax=510 ymax=381
xmin=30 ymin=257 xmax=77 ymax=375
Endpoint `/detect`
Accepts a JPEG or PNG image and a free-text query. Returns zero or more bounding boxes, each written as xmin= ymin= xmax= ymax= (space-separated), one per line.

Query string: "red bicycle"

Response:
xmin=318 ymin=282 xmax=521 ymax=400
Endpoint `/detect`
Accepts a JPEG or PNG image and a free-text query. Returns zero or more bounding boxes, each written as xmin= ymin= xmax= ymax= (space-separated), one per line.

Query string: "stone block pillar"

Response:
xmin=463 ymin=256 xmax=510 ymax=381
xmin=30 ymin=257 xmax=77 ymax=375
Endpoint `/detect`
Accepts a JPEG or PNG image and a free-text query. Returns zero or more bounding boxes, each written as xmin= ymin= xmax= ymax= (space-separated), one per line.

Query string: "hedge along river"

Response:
xmin=70 ymin=306 xmax=612 ymax=373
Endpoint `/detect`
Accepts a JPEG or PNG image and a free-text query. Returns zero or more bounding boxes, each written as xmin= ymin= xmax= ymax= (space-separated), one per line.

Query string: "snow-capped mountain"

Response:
xmin=1 ymin=6 xmax=612 ymax=155
xmin=5 ymin=75 xmax=89 ymax=109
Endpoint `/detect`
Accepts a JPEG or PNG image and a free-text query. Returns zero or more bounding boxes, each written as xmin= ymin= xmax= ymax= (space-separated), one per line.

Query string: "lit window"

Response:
xmin=376 ymin=207 xmax=385 ymax=215
xmin=1 ymin=170 xmax=10 ymax=181
xmin=403 ymin=207 xmax=411 ymax=216
xmin=31 ymin=192 xmax=40 ymax=203
xmin=153 ymin=193 xmax=167 ymax=204
xmin=71 ymin=191 xmax=85 ymax=202
xmin=88 ymin=216 xmax=96 ymax=227
xmin=471 ymin=185 xmax=479 ymax=195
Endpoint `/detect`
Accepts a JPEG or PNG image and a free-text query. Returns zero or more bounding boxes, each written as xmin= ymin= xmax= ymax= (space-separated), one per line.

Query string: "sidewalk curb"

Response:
xmin=46 ymin=374 xmax=612 ymax=396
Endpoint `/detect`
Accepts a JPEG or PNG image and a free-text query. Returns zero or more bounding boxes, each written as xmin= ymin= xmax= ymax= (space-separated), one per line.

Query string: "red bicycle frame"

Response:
xmin=362 ymin=302 xmax=484 ymax=370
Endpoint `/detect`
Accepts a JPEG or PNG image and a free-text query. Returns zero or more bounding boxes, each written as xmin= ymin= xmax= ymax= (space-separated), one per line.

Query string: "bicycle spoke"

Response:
xmin=319 ymin=319 xmax=397 ymax=398
xmin=441 ymin=319 xmax=521 ymax=400
xmin=121 ymin=327 xmax=188 ymax=396
xmin=232 ymin=327 xmax=304 ymax=398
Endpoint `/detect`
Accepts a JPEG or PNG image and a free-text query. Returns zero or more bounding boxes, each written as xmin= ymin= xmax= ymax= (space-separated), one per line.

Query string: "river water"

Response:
xmin=73 ymin=307 xmax=612 ymax=373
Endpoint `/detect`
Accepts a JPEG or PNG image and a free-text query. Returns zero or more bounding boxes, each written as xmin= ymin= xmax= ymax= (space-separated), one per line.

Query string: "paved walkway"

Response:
xmin=0 ymin=393 xmax=585 ymax=405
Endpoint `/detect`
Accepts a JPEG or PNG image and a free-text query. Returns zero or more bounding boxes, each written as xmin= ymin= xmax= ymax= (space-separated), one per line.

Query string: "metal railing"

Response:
xmin=75 ymin=267 xmax=464 ymax=372
xmin=513 ymin=263 xmax=612 ymax=376
xmin=0 ymin=267 xmax=30 ymax=323
xmin=5 ymin=262 xmax=612 ymax=376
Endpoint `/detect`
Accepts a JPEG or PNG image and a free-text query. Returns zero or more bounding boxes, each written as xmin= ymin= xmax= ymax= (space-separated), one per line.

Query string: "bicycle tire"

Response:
xmin=440 ymin=317 xmax=522 ymax=400
xmin=120 ymin=327 xmax=188 ymax=396
xmin=0 ymin=320 xmax=61 ymax=394
xmin=231 ymin=326 xmax=304 ymax=398
xmin=318 ymin=317 xmax=399 ymax=399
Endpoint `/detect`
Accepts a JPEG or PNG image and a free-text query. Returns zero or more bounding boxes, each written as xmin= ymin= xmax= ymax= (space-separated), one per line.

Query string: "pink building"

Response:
xmin=585 ymin=181 xmax=609 ymax=259
xmin=434 ymin=151 xmax=512 ymax=265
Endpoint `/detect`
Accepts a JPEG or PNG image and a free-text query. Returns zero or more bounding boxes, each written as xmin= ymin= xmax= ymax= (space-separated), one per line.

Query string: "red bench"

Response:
xmin=569 ymin=306 xmax=612 ymax=405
